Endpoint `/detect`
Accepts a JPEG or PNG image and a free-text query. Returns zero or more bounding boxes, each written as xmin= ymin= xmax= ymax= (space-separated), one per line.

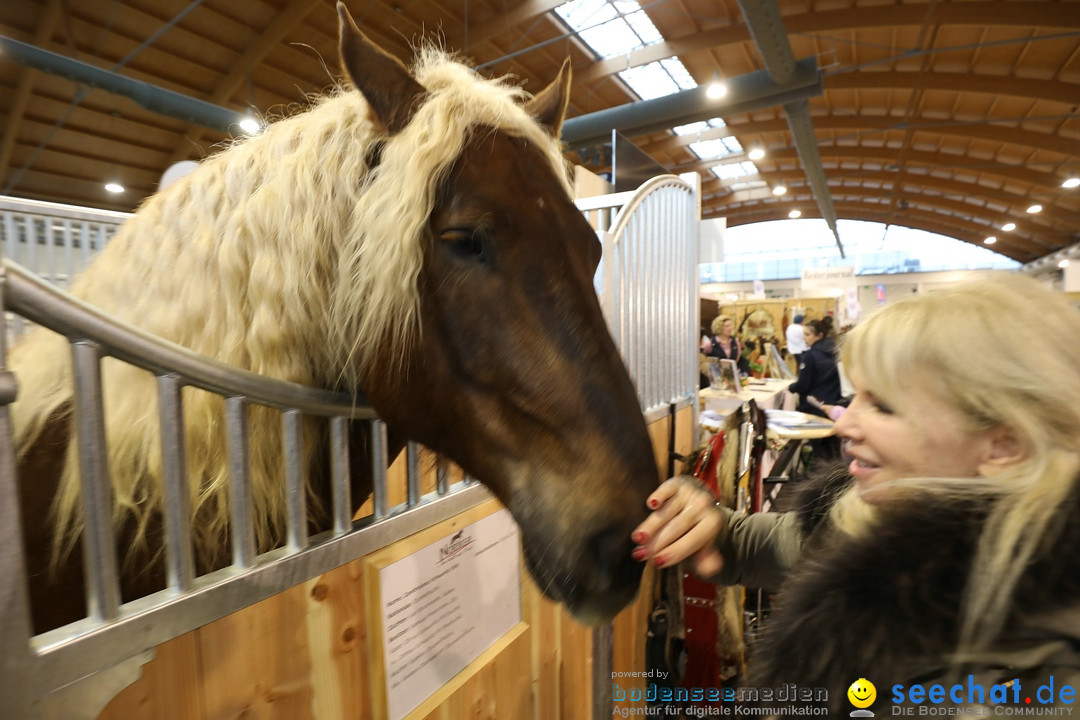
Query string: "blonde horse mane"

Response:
xmin=10 ymin=45 xmax=572 ymax=570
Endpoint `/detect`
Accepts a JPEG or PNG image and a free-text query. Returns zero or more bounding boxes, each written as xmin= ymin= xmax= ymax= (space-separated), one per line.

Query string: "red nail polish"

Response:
xmin=631 ymin=547 xmax=648 ymax=561
xmin=647 ymin=499 xmax=659 ymax=509
xmin=631 ymin=531 xmax=647 ymax=544
xmin=653 ymin=554 xmax=668 ymax=567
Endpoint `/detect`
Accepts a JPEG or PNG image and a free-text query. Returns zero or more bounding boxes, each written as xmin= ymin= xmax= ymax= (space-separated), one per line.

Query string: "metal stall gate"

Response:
xmin=0 ymin=203 xmax=490 ymax=718
xmin=576 ymin=173 xmax=702 ymax=718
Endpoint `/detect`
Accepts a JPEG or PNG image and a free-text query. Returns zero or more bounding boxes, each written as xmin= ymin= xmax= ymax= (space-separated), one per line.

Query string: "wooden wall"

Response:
xmin=97 ymin=406 xmax=694 ymax=720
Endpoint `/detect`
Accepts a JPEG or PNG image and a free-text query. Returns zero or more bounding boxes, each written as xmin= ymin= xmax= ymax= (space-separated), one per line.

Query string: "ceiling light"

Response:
xmin=1001 ymin=222 xmax=1016 ymax=232
xmin=104 ymin=182 xmax=125 ymax=193
xmin=984 ymin=236 xmax=997 ymax=245
xmin=748 ymin=147 xmax=766 ymax=161
xmin=706 ymin=81 xmax=728 ymax=100
xmin=238 ymin=115 xmax=262 ymax=135
xmin=1027 ymin=204 xmax=1042 ymax=214
xmin=1063 ymin=178 xmax=1080 ymax=189
xmin=772 ymin=185 xmax=787 ymax=196
xmin=1059 ymin=259 xmax=1070 ymax=268
xmin=788 ymin=209 xmax=801 ymax=219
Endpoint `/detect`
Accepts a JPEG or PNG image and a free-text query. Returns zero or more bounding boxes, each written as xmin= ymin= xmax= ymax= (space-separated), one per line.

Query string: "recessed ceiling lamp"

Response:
xmin=1062 ymin=178 xmax=1080 ymax=189
xmin=1027 ymin=204 xmax=1043 ymax=214
xmin=772 ymin=185 xmax=788 ymax=196
xmin=788 ymin=209 xmax=801 ymax=219
xmin=984 ymin=236 xmax=997 ymax=245
xmin=104 ymin=182 xmax=125 ymax=193
xmin=238 ymin=115 xmax=262 ymax=135
xmin=1001 ymin=222 xmax=1016 ymax=232
xmin=748 ymin=147 xmax=766 ymax=161
xmin=706 ymin=76 xmax=728 ymax=100
xmin=1059 ymin=259 xmax=1071 ymax=268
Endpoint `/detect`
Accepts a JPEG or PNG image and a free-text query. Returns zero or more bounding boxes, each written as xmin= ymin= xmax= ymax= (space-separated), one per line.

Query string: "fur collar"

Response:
xmin=747 ymin=469 xmax=1080 ymax=713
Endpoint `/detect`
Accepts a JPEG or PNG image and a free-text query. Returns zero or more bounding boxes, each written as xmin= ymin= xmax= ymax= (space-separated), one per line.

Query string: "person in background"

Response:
xmin=787 ymin=315 xmax=840 ymax=417
xmin=703 ymin=315 xmax=750 ymax=375
xmin=630 ymin=274 xmax=1080 ymax=714
xmin=785 ymin=313 xmax=808 ymax=366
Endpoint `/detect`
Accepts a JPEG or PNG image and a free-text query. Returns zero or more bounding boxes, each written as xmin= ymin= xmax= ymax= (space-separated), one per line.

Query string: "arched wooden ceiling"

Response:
xmin=1 ymin=0 xmax=1077 ymax=263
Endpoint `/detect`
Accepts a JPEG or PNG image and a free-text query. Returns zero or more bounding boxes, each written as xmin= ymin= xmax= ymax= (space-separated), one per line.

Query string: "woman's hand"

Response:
xmin=631 ymin=476 xmax=725 ymax=577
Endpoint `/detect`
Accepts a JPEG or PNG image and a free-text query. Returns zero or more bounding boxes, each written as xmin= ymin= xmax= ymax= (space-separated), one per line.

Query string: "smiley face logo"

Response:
xmin=847 ymin=678 xmax=876 ymax=709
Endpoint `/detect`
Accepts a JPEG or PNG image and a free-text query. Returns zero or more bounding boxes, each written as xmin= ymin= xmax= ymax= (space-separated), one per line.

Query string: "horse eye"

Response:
xmin=440 ymin=228 xmax=487 ymax=262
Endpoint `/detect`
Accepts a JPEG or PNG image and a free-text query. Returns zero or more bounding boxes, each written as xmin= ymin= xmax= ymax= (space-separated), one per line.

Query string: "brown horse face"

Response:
xmin=363 ymin=129 xmax=658 ymax=623
xmin=338 ymin=3 xmax=657 ymax=623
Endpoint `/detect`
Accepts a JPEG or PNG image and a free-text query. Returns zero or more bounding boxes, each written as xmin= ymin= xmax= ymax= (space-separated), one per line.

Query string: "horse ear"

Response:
xmin=525 ymin=58 xmax=572 ymax=138
xmin=337 ymin=2 xmax=425 ymax=135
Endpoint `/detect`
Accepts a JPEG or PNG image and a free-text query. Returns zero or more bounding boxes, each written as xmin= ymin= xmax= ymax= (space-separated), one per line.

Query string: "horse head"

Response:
xmin=333 ymin=4 xmax=658 ymax=624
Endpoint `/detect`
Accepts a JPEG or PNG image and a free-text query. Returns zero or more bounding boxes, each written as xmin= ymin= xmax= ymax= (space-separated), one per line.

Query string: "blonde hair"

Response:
xmin=829 ymin=273 xmax=1080 ymax=653
xmin=711 ymin=315 xmax=733 ymax=335
xmin=10 ymin=45 xmax=572 ymax=570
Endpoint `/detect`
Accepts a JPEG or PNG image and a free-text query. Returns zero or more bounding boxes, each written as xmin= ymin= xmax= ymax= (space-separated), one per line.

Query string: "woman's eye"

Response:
xmin=440 ymin=229 xmax=486 ymax=261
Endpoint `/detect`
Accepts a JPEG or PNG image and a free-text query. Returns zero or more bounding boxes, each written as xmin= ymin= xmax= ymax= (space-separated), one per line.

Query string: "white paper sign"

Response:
xmin=379 ymin=509 xmax=521 ymax=720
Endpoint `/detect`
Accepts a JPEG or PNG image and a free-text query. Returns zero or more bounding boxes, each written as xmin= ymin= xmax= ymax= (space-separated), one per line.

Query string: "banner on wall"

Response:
xmin=800 ymin=266 xmax=854 ymax=291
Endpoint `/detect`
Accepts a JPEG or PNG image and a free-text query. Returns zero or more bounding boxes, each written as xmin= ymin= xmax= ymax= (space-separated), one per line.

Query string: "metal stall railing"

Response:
xmin=578 ymin=173 xmax=702 ymax=423
xmin=576 ymin=173 xmax=702 ymax=719
xmin=1 ymin=196 xmax=130 ymax=341
xmin=0 ymin=260 xmax=490 ymax=719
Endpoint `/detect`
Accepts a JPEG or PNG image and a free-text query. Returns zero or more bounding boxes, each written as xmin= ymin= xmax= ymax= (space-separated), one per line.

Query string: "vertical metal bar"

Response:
xmin=62 ymin=219 xmax=74 ymax=287
xmin=225 ymin=396 xmax=256 ymax=568
xmin=436 ymin=462 xmax=449 ymax=496
xmin=0 ymin=261 xmax=37 ymax=718
xmin=79 ymin=220 xmax=91 ymax=267
xmin=26 ymin=216 xmax=38 ymax=273
xmin=157 ymin=374 xmax=194 ymax=592
xmin=370 ymin=419 xmax=388 ymax=521
xmin=592 ymin=623 xmax=614 ymax=719
xmin=71 ymin=341 xmax=121 ymax=621
xmin=405 ymin=441 xmax=421 ymax=508
xmin=283 ymin=409 xmax=308 ymax=551
xmin=329 ymin=416 xmax=352 ymax=535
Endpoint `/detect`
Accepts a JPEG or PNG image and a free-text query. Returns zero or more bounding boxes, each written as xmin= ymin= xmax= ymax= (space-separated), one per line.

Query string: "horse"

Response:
xmin=10 ymin=2 xmax=658 ymax=634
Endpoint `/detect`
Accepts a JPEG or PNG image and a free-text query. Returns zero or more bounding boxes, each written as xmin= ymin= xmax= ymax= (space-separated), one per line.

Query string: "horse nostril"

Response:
xmin=589 ymin=526 xmax=640 ymax=587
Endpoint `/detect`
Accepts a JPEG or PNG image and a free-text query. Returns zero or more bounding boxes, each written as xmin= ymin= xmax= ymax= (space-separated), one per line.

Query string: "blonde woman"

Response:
xmin=633 ymin=274 xmax=1080 ymax=712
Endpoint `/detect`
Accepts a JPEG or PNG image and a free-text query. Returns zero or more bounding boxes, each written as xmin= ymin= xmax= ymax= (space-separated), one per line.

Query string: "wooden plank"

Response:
xmin=303 ymin=560 xmax=371 ymax=720
xmin=97 ymin=631 xmax=204 ymax=719
xmin=195 ymin=584 xmax=316 ymax=719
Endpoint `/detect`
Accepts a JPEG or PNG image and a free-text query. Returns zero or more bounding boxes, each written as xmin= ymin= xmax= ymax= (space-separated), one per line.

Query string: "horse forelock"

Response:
xmin=328 ymin=46 xmax=573 ymax=389
xmin=11 ymin=46 xmax=572 ymax=572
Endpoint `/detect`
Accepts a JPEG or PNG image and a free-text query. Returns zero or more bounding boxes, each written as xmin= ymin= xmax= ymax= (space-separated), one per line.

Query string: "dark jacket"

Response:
xmin=787 ymin=336 xmax=840 ymax=415
xmin=711 ymin=469 xmax=1080 ymax=715
xmin=707 ymin=335 xmax=750 ymax=375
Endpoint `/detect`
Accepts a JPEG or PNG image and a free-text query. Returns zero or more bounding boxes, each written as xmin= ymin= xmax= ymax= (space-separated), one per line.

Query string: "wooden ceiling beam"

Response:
xmin=706 ymin=202 xmax=1039 ymax=262
xmin=700 ymin=169 xmax=1072 ymax=251
xmin=0 ymin=0 xmax=63 ymax=193
xmin=575 ymin=2 xmax=1079 ymax=85
xmin=639 ymin=113 xmax=1080 ymax=161
xmin=167 ymin=0 xmax=321 ymax=164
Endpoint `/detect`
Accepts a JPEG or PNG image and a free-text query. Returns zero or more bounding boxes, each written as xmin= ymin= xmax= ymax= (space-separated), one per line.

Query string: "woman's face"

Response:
xmin=720 ymin=319 xmax=734 ymax=336
xmin=803 ymin=326 xmax=821 ymax=345
xmin=833 ymin=369 xmax=1000 ymax=499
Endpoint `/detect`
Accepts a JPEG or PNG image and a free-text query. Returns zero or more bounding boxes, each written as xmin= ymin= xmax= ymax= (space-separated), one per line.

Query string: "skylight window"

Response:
xmin=689 ymin=137 xmax=744 ymax=160
xmin=713 ymin=162 xmax=760 ymax=181
xmin=555 ymin=0 xmax=663 ymax=59
xmin=674 ymin=118 xmax=726 ymax=136
xmin=618 ymin=59 xmax=697 ymax=100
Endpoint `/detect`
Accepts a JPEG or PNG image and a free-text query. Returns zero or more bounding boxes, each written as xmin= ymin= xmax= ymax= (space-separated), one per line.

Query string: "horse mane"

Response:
xmin=9 ymin=44 xmax=573 ymax=570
